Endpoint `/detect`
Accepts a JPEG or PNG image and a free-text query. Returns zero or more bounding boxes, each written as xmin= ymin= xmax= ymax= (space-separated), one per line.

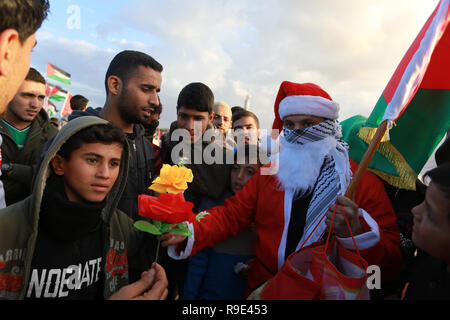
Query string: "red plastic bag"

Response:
xmin=251 ymin=205 xmax=370 ymax=300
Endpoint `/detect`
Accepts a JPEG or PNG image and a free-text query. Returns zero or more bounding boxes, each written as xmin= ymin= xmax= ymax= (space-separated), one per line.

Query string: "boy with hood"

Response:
xmin=0 ymin=116 xmax=167 ymax=300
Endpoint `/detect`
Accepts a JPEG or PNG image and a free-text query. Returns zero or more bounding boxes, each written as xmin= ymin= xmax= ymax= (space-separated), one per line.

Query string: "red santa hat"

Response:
xmin=271 ymin=81 xmax=339 ymax=137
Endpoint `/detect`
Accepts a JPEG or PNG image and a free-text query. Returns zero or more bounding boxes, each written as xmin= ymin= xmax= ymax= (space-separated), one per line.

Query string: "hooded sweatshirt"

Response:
xmin=0 ymin=116 xmax=156 ymax=300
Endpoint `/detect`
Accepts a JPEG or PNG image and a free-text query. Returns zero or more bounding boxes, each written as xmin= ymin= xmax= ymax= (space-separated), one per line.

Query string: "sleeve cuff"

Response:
xmin=336 ymin=208 xmax=380 ymax=250
xmin=167 ymin=222 xmax=195 ymax=260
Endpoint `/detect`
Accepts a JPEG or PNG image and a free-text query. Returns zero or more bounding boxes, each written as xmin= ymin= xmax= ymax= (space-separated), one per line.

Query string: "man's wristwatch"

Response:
xmin=1 ymin=163 xmax=13 ymax=176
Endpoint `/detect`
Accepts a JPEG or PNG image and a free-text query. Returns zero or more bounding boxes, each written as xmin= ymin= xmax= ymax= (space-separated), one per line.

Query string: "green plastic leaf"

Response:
xmin=134 ymin=220 xmax=162 ymax=235
xmin=178 ymin=157 xmax=188 ymax=168
xmin=160 ymin=222 xmax=173 ymax=233
xmin=153 ymin=220 xmax=162 ymax=230
xmin=196 ymin=211 xmax=210 ymax=222
xmin=168 ymin=223 xmax=192 ymax=237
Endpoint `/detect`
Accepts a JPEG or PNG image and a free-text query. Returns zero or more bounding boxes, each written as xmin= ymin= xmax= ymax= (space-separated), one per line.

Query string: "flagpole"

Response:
xmin=344 ymin=119 xmax=389 ymax=199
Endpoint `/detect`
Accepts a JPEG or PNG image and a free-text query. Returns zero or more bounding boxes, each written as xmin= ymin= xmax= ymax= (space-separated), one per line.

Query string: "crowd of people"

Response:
xmin=0 ymin=0 xmax=449 ymax=301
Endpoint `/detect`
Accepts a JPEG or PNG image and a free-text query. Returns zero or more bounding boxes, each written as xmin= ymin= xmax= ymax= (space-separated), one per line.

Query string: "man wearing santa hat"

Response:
xmin=161 ymin=81 xmax=402 ymax=297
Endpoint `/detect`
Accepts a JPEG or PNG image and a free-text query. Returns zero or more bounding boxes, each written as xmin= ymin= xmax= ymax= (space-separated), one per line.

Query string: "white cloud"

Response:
xmin=34 ymin=0 xmax=440 ymax=128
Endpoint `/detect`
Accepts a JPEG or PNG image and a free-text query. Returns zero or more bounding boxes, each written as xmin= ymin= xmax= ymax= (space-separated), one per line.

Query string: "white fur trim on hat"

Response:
xmin=279 ymin=95 xmax=339 ymax=120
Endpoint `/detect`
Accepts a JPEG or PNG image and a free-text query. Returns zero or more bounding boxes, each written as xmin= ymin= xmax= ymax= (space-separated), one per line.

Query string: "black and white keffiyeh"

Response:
xmin=282 ymin=120 xmax=352 ymax=250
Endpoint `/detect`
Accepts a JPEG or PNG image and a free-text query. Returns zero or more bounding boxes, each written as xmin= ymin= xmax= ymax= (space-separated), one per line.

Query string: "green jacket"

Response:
xmin=0 ymin=109 xmax=58 ymax=205
xmin=0 ymin=116 xmax=156 ymax=300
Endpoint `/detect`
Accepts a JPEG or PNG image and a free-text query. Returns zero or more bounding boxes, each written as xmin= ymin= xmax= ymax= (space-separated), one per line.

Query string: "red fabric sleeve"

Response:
xmin=189 ymin=169 xmax=260 ymax=257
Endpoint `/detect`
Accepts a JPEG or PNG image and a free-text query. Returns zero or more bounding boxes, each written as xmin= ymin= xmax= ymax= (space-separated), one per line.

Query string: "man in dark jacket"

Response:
xmin=69 ymin=50 xmax=161 ymax=222
xmin=0 ymin=67 xmax=58 ymax=205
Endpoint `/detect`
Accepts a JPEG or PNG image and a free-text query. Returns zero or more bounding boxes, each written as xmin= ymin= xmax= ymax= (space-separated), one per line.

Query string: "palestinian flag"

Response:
xmin=60 ymin=92 xmax=73 ymax=117
xmin=48 ymin=84 xmax=69 ymax=102
xmin=45 ymin=82 xmax=58 ymax=97
xmin=342 ymin=0 xmax=450 ymax=190
xmin=45 ymin=100 xmax=57 ymax=118
xmin=46 ymin=62 xmax=71 ymax=85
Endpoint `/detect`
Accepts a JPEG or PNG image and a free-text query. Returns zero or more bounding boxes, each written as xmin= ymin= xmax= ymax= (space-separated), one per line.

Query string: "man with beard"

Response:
xmin=0 ymin=68 xmax=57 ymax=205
xmin=70 ymin=50 xmax=162 ymax=222
xmin=161 ymin=81 xmax=402 ymax=297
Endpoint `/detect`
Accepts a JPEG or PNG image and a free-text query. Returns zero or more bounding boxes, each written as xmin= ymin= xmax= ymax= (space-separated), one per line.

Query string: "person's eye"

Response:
xmin=247 ymin=169 xmax=256 ymax=175
xmin=87 ymin=158 xmax=97 ymax=164
xmin=110 ymin=161 xmax=120 ymax=167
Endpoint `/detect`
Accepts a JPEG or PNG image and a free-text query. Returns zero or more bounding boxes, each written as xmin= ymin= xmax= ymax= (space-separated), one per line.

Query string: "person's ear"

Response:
xmin=107 ymin=75 xmax=122 ymax=96
xmin=51 ymin=154 xmax=66 ymax=176
xmin=208 ymin=112 xmax=214 ymax=123
xmin=0 ymin=29 xmax=20 ymax=77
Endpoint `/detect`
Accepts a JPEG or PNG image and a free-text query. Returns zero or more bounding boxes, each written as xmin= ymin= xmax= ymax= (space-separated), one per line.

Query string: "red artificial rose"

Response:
xmin=138 ymin=193 xmax=196 ymax=224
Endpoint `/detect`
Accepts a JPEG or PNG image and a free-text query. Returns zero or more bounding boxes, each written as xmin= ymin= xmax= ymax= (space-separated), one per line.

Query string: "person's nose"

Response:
xmin=149 ymin=91 xmax=159 ymax=107
xmin=237 ymin=168 xmax=245 ymax=181
xmin=186 ymin=118 xmax=195 ymax=132
xmin=96 ymin=162 xmax=111 ymax=179
xmin=411 ymin=202 xmax=423 ymax=222
xmin=29 ymin=97 xmax=40 ymax=109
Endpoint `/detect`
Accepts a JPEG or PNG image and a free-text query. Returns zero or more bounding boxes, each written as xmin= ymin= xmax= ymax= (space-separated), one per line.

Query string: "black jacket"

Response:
xmin=69 ymin=107 xmax=156 ymax=221
xmin=0 ymin=109 xmax=58 ymax=205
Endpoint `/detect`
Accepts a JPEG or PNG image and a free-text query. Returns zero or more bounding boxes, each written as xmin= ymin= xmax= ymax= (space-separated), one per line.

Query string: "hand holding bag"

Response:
xmin=249 ymin=204 xmax=370 ymax=300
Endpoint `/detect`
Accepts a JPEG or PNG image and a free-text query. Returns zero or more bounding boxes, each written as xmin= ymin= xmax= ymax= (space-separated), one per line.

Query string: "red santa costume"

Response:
xmin=168 ymin=81 xmax=402 ymax=296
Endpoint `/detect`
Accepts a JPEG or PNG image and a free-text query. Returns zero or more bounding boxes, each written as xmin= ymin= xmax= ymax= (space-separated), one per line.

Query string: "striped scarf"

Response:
xmin=282 ymin=120 xmax=352 ymax=250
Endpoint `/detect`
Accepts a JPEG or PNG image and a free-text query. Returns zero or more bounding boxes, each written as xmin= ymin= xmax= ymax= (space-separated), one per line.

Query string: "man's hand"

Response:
xmin=325 ymin=196 xmax=364 ymax=238
xmin=109 ymin=263 xmax=168 ymax=300
xmin=159 ymin=232 xmax=187 ymax=247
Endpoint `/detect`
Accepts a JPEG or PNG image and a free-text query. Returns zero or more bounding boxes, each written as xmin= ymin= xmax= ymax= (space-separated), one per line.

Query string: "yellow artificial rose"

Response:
xmin=149 ymin=164 xmax=194 ymax=194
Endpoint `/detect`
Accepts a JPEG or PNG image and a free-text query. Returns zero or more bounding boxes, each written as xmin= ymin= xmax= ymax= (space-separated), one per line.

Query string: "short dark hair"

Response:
xmin=232 ymin=110 xmax=260 ymax=129
xmin=0 ymin=0 xmax=50 ymax=43
xmin=231 ymin=106 xmax=245 ymax=115
xmin=424 ymin=163 xmax=450 ymax=201
xmin=57 ymin=123 xmax=126 ymax=160
xmin=70 ymin=94 xmax=89 ymax=111
xmin=105 ymin=50 xmax=163 ymax=94
xmin=177 ymin=82 xmax=214 ymax=113
xmin=25 ymin=67 xmax=45 ymax=84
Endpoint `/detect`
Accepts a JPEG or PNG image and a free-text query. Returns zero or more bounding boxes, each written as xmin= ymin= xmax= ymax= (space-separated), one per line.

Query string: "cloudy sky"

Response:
xmin=31 ymin=0 xmax=440 ymax=130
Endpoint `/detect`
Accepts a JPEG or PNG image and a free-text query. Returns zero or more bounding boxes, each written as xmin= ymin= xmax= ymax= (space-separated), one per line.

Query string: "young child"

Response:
xmin=0 ymin=116 xmax=167 ymax=300
xmin=402 ymin=163 xmax=450 ymax=300
xmin=183 ymin=144 xmax=267 ymax=300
